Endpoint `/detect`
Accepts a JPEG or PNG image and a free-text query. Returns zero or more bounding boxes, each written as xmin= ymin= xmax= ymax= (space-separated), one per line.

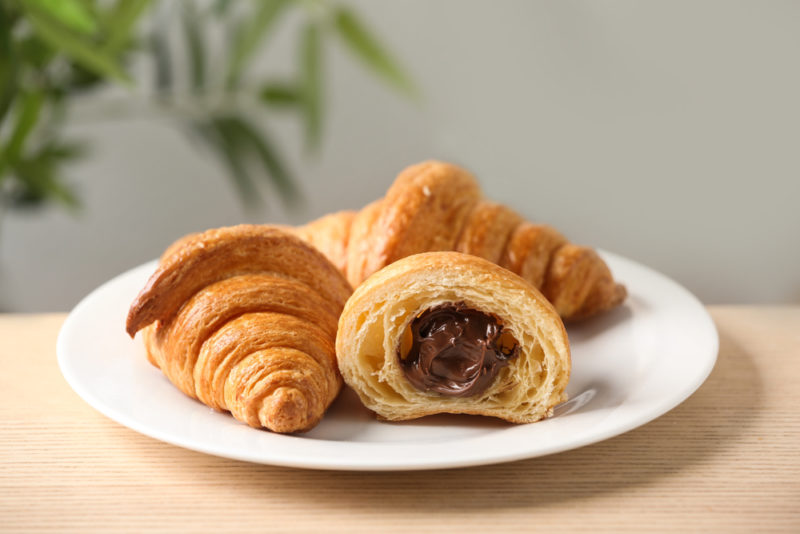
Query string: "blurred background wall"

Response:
xmin=1 ymin=0 xmax=799 ymax=312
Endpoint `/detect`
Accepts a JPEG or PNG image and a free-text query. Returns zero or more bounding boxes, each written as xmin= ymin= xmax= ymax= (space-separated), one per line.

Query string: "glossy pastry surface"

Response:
xmin=126 ymin=225 xmax=352 ymax=433
xmin=297 ymin=160 xmax=626 ymax=320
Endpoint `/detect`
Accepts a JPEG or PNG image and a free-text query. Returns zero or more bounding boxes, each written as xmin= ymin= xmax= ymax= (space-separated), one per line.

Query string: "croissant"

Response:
xmin=126 ymin=225 xmax=352 ymax=433
xmin=336 ymin=251 xmax=571 ymax=423
xmin=297 ymin=161 xmax=626 ymax=320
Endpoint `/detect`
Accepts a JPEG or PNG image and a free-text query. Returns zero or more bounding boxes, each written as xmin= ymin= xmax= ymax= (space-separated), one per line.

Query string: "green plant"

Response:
xmin=0 ymin=0 xmax=416 ymax=211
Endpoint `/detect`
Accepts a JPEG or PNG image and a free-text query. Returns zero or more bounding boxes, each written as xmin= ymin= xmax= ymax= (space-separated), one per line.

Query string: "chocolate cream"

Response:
xmin=398 ymin=302 xmax=519 ymax=397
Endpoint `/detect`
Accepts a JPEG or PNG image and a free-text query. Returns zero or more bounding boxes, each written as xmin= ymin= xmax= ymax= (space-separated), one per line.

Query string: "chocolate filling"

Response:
xmin=398 ymin=302 xmax=519 ymax=397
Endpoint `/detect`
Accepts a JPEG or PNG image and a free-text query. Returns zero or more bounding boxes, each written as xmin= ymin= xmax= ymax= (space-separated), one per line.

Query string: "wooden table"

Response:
xmin=1 ymin=307 xmax=798 ymax=532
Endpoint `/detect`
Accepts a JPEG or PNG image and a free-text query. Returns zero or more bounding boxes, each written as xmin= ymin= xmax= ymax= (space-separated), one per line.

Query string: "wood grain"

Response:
xmin=1 ymin=308 xmax=798 ymax=532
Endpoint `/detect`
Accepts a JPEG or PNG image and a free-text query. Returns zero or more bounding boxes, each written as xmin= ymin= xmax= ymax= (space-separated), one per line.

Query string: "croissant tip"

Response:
xmin=260 ymin=387 xmax=313 ymax=434
xmin=125 ymin=313 xmax=137 ymax=338
xmin=125 ymin=301 xmax=146 ymax=338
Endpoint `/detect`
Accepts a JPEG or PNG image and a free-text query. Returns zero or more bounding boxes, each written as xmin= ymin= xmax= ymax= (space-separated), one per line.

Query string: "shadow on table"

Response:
xmin=225 ymin=320 xmax=761 ymax=511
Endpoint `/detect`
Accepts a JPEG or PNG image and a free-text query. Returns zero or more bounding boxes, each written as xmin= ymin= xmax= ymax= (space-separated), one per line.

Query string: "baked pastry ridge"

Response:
xmin=295 ymin=160 xmax=626 ymax=320
xmin=336 ymin=251 xmax=571 ymax=423
xmin=126 ymin=225 xmax=352 ymax=433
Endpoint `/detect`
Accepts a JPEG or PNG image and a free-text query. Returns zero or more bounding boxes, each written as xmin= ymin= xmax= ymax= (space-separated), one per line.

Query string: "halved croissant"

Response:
xmin=336 ymin=251 xmax=571 ymax=423
xmin=126 ymin=225 xmax=352 ymax=433
xmin=297 ymin=161 xmax=626 ymax=320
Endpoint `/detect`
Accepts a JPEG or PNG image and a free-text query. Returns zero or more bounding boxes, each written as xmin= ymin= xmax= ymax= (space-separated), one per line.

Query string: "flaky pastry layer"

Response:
xmin=336 ymin=251 xmax=571 ymax=423
xmin=127 ymin=225 xmax=352 ymax=433
xmin=296 ymin=161 xmax=626 ymax=321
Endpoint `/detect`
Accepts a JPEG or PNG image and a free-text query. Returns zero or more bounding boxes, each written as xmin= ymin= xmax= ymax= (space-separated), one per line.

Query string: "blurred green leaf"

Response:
xmin=259 ymin=81 xmax=300 ymax=108
xmin=0 ymin=70 xmax=15 ymax=126
xmin=27 ymin=10 xmax=131 ymax=83
xmin=0 ymin=5 xmax=18 ymax=123
xmin=102 ymin=0 xmax=152 ymax=54
xmin=4 ymin=139 xmax=82 ymax=210
xmin=182 ymin=2 xmax=206 ymax=91
xmin=224 ymin=116 xmax=299 ymax=203
xmin=213 ymin=0 xmax=232 ymax=16
xmin=9 ymin=156 xmax=79 ymax=209
xmin=17 ymin=35 xmax=55 ymax=69
xmin=0 ymin=91 xmax=44 ymax=177
xmin=226 ymin=0 xmax=290 ymax=89
xmin=300 ymin=20 xmax=322 ymax=151
xmin=333 ymin=7 xmax=417 ymax=97
xmin=41 ymin=140 xmax=87 ymax=161
xmin=193 ymin=119 xmax=260 ymax=208
xmin=191 ymin=115 xmax=299 ymax=207
xmin=149 ymin=27 xmax=172 ymax=91
xmin=23 ymin=0 xmax=98 ymax=35
xmin=64 ymin=62 xmax=105 ymax=92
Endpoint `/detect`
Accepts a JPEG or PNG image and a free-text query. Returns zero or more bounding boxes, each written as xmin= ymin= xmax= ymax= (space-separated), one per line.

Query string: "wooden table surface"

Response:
xmin=1 ymin=307 xmax=798 ymax=532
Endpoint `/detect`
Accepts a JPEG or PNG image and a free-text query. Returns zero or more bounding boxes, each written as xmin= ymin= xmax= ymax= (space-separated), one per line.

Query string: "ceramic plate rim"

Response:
xmin=57 ymin=250 xmax=718 ymax=471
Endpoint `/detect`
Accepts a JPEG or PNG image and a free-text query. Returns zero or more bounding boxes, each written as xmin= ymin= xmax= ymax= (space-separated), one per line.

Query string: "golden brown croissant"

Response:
xmin=126 ymin=225 xmax=352 ymax=433
xmin=296 ymin=161 xmax=626 ymax=320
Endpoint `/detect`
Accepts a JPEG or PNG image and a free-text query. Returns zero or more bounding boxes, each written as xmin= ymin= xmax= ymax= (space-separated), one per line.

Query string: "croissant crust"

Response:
xmin=297 ymin=160 xmax=626 ymax=320
xmin=126 ymin=225 xmax=352 ymax=433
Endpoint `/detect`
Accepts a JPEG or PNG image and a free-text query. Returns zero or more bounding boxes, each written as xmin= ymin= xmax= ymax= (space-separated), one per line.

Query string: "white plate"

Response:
xmin=57 ymin=251 xmax=717 ymax=471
